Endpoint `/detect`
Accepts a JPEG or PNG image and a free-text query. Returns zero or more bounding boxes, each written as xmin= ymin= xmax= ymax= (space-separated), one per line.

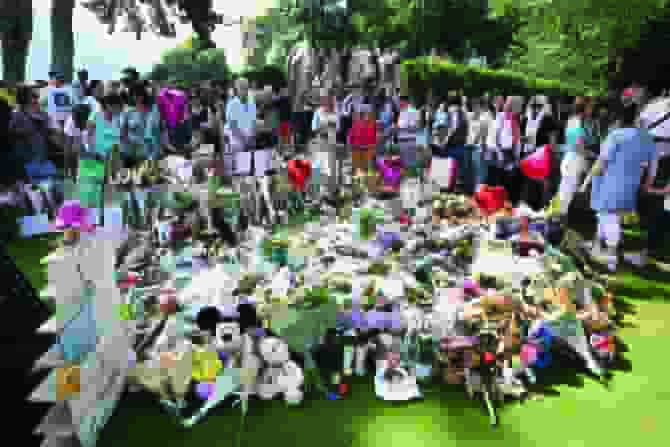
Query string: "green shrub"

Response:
xmin=0 ymin=206 xmax=24 ymax=241
xmin=400 ymin=58 xmax=605 ymax=98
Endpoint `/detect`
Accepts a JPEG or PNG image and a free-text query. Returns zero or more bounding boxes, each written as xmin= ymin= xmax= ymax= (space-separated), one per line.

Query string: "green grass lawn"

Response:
xmin=7 ymin=220 xmax=670 ymax=447
xmin=95 ymin=328 xmax=670 ymax=447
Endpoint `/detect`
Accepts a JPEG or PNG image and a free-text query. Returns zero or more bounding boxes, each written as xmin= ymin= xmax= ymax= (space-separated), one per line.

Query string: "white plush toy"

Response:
xmin=256 ymin=336 xmax=304 ymax=404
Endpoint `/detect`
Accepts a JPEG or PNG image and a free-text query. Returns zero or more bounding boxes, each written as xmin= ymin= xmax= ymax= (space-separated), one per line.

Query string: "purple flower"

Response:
xmin=381 ymin=158 xmax=404 ymax=187
xmin=53 ymin=200 xmax=94 ymax=231
xmin=377 ymin=231 xmax=400 ymax=250
xmin=196 ymin=382 xmax=216 ymax=400
xmin=368 ymin=241 xmax=385 ymax=258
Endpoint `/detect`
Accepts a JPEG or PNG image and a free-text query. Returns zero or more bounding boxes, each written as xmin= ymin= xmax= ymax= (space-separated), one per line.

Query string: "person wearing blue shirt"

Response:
xmin=589 ymin=99 xmax=658 ymax=272
xmin=93 ymin=94 xmax=123 ymax=161
xmin=224 ymin=79 xmax=256 ymax=149
xmin=224 ymin=79 xmax=256 ymax=177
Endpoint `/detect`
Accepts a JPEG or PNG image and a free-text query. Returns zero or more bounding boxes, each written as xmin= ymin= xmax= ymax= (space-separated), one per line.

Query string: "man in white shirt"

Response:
xmin=638 ymin=98 xmax=670 ymax=160
xmin=42 ymin=65 xmax=73 ymax=156
xmin=224 ymin=78 xmax=257 ymax=177
xmin=64 ymin=102 xmax=96 ymax=180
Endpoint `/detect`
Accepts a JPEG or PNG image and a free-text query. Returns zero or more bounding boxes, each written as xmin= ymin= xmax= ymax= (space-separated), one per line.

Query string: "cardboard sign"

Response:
xmin=478 ymin=239 xmax=513 ymax=258
xmin=234 ymin=151 xmax=252 ymax=175
xmin=48 ymin=87 xmax=74 ymax=114
xmin=56 ymin=365 xmax=81 ymax=400
xmin=254 ymin=149 xmax=273 ymax=177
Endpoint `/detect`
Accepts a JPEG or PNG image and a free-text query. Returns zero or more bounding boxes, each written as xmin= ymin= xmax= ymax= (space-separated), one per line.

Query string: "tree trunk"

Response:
xmin=0 ymin=1 xmax=34 ymax=82
xmin=50 ymin=0 xmax=75 ymax=83
xmin=1 ymin=36 xmax=30 ymax=82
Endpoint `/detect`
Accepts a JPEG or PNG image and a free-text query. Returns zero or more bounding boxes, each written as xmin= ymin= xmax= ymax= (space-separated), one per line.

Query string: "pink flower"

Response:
xmin=118 ymin=272 xmax=141 ymax=289
xmin=521 ymin=342 xmax=541 ymax=366
xmin=52 ymin=200 xmax=95 ymax=232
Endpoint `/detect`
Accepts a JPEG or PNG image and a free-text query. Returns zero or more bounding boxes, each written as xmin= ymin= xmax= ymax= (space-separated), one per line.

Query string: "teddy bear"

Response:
xmin=256 ymin=336 xmax=304 ymax=404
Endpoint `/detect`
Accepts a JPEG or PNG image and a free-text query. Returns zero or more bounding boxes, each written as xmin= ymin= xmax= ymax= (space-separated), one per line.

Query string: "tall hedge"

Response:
xmin=234 ymin=65 xmax=287 ymax=89
xmin=401 ymin=57 xmax=604 ymax=99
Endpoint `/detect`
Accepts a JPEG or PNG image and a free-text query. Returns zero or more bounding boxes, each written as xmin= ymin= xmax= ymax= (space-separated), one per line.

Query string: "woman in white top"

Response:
xmin=499 ymin=96 xmax=525 ymax=205
xmin=64 ymin=102 xmax=96 ymax=181
xmin=484 ymin=96 xmax=506 ymax=187
xmin=467 ymin=96 xmax=493 ymax=193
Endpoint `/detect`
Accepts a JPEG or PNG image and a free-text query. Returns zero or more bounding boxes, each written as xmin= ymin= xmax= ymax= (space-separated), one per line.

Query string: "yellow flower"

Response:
xmin=191 ymin=349 xmax=223 ymax=382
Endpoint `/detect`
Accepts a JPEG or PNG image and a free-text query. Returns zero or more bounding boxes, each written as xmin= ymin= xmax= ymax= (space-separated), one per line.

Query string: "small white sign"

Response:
xmin=665 ymin=196 xmax=670 ymax=211
xmin=430 ymin=157 xmax=451 ymax=188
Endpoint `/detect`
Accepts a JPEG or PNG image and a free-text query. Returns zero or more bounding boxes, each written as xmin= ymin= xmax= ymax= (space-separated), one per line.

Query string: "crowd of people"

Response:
xmin=314 ymin=82 xmax=670 ymax=271
xmin=1 ymin=63 xmax=669 ymax=270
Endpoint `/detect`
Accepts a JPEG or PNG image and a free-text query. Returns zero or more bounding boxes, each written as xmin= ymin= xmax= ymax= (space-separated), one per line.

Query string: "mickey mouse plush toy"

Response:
xmin=187 ymin=302 xmax=304 ymax=427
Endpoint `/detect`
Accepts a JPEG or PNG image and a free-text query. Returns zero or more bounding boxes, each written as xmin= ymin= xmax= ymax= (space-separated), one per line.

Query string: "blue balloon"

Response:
xmin=534 ymin=351 xmax=552 ymax=369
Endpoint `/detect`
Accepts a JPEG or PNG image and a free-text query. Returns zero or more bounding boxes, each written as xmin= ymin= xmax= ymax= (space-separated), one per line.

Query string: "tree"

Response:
xmin=145 ymin=33 xmax=231 ymax=85
xmin=346 ymin=0 xmax=523 ymax=65
xmin=493 ymin=0 xmax=670 ymax=91
xmin=257 ymin=0 xmax=522 ymax=88
xmin=51 ymin=0 xmax=76 ymax=82
xmin=0 ymin=0 xmax=34 ymax=81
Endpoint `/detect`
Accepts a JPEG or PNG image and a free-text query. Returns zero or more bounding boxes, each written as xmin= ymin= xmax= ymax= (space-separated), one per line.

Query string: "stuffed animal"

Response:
xmin=256 ymin=336 xmax=304 ymax=404
xmin=183 ymin=303 xmax=264 ymax=427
